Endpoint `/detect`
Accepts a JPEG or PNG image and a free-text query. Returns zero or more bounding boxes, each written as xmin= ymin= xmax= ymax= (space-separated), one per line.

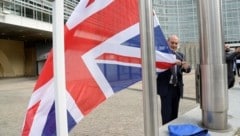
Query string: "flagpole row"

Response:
xmin=138 ymin=0 xmax=159 ymax=136
xmin=52 ymin=0 xmax=69 ymax=136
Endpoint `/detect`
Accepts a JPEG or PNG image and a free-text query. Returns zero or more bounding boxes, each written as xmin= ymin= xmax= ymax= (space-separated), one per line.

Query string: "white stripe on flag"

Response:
xmin=30 ymin=79 xmax=55 ymax=136
xmin=96 ymin=60 xmax=142 ymax=68
xmin=28 ymin=79 xmax=54 ymax=108
xmin=66 ymin=0 xmax=113 ymax=29
xmin=82 ymin=23 xmax=140 ymax=98
xmin=66 ymin=91 xmax=84 ymax=123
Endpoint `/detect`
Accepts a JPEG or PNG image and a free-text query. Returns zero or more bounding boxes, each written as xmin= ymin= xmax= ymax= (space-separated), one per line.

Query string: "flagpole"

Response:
xmin=138 ymin=0 xmax=159 ymax=136
xmin=52 ymin=0 xmax=68 ymax=135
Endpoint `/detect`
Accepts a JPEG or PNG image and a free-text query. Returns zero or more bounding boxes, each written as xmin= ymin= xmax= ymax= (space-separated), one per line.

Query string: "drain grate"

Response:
xmin=234 ymin=128 xmax=240 ymax=136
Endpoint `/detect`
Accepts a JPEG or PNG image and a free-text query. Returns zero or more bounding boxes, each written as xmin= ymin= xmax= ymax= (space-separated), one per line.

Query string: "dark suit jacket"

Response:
xmin=226 ymin=51 xmax=240 ymax=88
xmin=157 ymin=51 xmax=191 ymax=97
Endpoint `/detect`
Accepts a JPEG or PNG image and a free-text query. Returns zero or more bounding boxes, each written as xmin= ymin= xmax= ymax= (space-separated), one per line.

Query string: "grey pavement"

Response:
xmin=0 ymin=77 xmax=37 ymax=136
xmin=70 ymin=71 xmax=199 ymax=136
xmin=159 ymin=77 xmax=240 ymax=136
xmin=1 ymin=70 xmax=237 ymax=136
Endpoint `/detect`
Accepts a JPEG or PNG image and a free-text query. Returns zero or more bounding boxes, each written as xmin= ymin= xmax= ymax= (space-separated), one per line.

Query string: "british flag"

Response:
xmin=22 ymin=0 xmax=175 ymax=135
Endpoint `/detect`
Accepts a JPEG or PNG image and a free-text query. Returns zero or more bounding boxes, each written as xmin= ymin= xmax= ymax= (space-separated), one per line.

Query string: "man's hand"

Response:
xmin=181 ymin=61 xmax=190 ymax=70
xmin=175 ymin=59 xmax=190 ymax=69
xmin=175 ymin=59 xmax=182 ymax=66
xmin=236 ymin=47 xmax=240 ymax=53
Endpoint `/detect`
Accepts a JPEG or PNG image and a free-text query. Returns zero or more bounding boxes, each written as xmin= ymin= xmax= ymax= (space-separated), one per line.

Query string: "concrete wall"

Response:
xmin=24 ymin=43 xmax=37 ymax=76
xmin=0 ymin=38 xmax=199 ymax=78
xmin=0 ymin=39 xmax=52 ymax=78
xmin=35 ymin=41 xmax=52 ymax=75
xmin=0 ymin=39 xmax=25 ymax=77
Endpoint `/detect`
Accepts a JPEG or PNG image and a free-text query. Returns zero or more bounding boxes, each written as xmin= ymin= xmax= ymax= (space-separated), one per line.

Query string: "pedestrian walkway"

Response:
xmin=159 ymin=83 xmax=240 ymax=136
xmin=0 ymin=71 xmax=239 ymax=136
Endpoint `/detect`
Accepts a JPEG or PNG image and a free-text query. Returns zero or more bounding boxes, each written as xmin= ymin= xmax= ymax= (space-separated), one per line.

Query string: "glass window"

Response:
xmin=14 ymin=5 xmax=21 ymax=15
xmin=26 ymin=8 xmax=33 ymax=18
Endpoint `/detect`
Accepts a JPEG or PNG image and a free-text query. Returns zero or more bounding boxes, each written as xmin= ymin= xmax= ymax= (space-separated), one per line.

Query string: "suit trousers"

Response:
xmin=160 ymin=84 xmax=180 ymax=125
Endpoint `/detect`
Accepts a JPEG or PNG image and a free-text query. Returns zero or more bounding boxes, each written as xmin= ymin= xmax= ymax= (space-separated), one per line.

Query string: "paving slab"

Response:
xmin=1 ymin=71 xmax=238 ymax=135
xmin=159 ymin=84 xmax=240 ymax=136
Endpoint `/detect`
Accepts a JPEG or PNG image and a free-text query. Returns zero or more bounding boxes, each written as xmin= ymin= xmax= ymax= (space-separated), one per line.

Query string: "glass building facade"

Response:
xmin=2 ymin=0 xmax=239 ymax=44
xmin=153 ymin=0 xmax=240 ymax=44
xmin=0 ymin=0 xmax=80 ymax=77
xmin=222 ymin=0 xmax=240 ymax=44
xmin=0 ymin=0 xmax=239 ymax=71
xmin=0 ymin=0 xmax=79 ymax=23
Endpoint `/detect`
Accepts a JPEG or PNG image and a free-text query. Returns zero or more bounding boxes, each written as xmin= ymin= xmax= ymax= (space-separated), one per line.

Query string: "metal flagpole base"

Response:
xmin=202 ymin=110 xmax=228 ymax=130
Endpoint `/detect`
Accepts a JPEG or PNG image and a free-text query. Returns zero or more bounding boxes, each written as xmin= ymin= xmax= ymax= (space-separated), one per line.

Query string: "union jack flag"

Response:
xmin=22 ymin=0 xmax=175 ymax=135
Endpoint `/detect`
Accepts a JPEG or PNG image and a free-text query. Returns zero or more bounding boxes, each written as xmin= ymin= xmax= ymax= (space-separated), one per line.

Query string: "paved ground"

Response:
xmin=0 ymin=70 xmax=238 ymax=136
xmin=159 ymin=78 xmax=240 ymax=136
xmin=0 ymin=77 xmax=37 ymax=136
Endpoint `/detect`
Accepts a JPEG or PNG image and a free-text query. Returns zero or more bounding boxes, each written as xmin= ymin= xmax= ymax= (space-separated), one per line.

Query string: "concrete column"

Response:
xmin=197 ymin=0 xmax=228 ymax=130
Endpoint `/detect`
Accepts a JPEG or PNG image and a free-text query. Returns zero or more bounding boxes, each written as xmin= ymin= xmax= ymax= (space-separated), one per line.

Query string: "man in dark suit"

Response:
xmin=157 ymin=35 xmax=191 ymax=125
xmin=236 ymin=56 xmax=240 ymax=77
xmin=225 ymin=45 xmax=240 ymax=88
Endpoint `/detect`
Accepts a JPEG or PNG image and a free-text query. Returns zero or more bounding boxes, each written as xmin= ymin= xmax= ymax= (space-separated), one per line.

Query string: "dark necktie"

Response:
xmin=171 ymin=65 xmax=178 ymax=86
